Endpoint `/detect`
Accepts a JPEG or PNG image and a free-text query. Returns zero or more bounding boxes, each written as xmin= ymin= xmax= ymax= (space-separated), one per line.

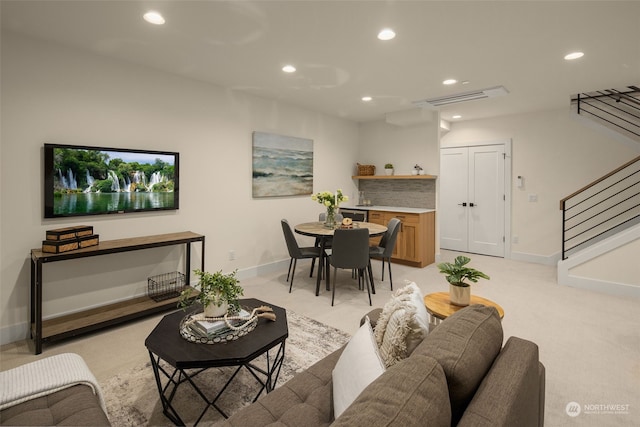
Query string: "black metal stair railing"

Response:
xmin=571 ymin=86 xmax=640 ymax=141
xmin=560 ymin=156 xmax=640 ymax=260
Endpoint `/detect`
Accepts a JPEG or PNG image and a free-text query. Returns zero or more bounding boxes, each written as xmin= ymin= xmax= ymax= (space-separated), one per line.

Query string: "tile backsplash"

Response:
xmin=359 ymin=179 xmax=436 ymax=209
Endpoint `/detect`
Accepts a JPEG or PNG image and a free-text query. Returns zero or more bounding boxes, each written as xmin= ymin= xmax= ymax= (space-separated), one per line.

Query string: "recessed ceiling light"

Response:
xmin=361 ymin=96 xmax=372 ymax=102
xmin=452 ymin=115 xmax=462 ymax=119
xmin=377 ymin=28 xmax=396 ymax=41
xmin=564 ymin=52 xmax=584 ymax=60
xmin=443 ymin=79 xmax=457 ymax=85
xmin=282 ymin=65 xmax=296 ymax=73
xmin=143 ymin=11 xmax=165 ymax=25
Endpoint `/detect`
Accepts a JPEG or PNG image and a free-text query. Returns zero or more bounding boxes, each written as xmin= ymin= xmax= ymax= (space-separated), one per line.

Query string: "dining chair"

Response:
xmin=328 ymin=228 xmax=372 ymax=306
xmin=281 ymin=219 xmax=322 ymax=293
xmin=369 ymin=217 xmax=401 ymax=290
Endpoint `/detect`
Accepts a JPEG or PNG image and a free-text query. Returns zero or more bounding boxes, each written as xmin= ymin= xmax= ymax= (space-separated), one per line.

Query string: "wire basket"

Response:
xmin=357 ymin=163 xmax=376 ymax=176
xmin=148 ymin=271 xmax=186 ymax=302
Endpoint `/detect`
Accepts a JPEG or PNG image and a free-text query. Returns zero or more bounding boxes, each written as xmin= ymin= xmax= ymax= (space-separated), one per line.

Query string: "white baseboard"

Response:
xmin=509 ymin=250 xmax=561 ymax=266
xmin=557 ymin=224 xmax=640 ymax=299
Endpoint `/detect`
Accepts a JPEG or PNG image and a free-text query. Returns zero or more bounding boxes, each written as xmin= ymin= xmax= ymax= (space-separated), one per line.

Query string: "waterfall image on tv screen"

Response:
xmin=44 ymin=144 xmax=179 ymax=218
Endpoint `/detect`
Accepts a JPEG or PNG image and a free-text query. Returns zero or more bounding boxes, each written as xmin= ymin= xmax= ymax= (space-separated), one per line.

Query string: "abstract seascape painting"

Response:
xmin=252 ymin=132 xmax=313 ymax=197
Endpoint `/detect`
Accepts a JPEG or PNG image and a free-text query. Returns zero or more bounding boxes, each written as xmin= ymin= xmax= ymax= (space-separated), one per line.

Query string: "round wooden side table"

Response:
xmin=423 ymin=291 xmax=504 ymax=325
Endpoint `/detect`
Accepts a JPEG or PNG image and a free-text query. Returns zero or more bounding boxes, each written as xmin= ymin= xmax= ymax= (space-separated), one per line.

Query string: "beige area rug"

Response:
xmin=102 ymin=311 xmax=351 ymax=426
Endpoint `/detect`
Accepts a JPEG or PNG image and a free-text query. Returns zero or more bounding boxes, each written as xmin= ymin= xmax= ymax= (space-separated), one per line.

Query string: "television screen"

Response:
xmin=44 ymin=143 xmax=179 ymax=218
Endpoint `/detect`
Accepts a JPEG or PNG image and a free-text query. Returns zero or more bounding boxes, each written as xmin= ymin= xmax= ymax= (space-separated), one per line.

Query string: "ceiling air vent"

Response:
xmin=413 ymin=86 xmax=509 ymax=108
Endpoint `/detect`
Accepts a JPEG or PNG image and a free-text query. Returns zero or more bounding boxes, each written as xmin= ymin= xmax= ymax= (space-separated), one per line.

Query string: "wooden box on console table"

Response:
xmin=42 ymin=234 xmax=100 ymax=254
xmin=45 ymin=225 xmax=94 ymax=241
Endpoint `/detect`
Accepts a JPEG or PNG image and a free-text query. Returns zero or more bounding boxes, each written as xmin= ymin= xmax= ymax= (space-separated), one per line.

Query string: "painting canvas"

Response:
xmin=252 ymin=132 xmax=313 ymax=197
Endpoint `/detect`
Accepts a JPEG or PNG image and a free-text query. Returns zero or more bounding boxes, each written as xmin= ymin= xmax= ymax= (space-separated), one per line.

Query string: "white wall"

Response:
xmin=357 ymin=118 xmax=440 ymax=178
xmin=442 ymin=109 xmax=639 ymax=262
xmin=0 ymin=33 xmax=358 ymax=344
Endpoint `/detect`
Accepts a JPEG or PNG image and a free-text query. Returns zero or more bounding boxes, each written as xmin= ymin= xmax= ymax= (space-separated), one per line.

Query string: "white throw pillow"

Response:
xmin=374 ymin=281 xmax=430 ymax=367
xmin=332 ymin=317 xmax=386 ymax=418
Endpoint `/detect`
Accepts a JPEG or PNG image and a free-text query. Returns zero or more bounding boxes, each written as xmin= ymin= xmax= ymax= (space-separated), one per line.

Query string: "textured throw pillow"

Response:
xmin=374 ymin=282 xmax=430 ymax=367
xmin=332 ymin=317 xmax=386 ymax=418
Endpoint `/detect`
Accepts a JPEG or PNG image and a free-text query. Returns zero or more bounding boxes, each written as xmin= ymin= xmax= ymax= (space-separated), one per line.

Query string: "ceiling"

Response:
xmin=2 ymin=1 xmax=639 ymax=123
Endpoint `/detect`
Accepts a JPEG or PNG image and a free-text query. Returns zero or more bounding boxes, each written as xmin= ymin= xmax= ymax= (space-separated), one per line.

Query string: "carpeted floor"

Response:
xmin=102 ymin=310 xmax=350 ymax=426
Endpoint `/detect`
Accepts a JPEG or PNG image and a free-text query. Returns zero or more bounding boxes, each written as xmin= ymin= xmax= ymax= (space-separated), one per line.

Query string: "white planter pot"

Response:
xmin=204 ymin=301 xmax=228 ymax=318
xmin=449 ymin=284 xmax=470 ymax=306
xmin=385 ymin=168 xmax=394 ymax=176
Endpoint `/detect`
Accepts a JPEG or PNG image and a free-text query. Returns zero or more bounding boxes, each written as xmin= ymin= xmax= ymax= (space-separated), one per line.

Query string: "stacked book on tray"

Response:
xmin=188 ymin=309 xmax=251 ymax=339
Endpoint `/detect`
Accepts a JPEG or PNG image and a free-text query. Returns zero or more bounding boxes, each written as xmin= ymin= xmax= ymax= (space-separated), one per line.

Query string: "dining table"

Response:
xmin=294 ymin=221 xmax=387 ymax=296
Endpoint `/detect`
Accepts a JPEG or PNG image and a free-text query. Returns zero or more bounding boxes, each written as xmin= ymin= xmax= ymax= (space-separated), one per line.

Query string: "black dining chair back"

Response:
xmin=281 ymin=219 xmax=321 ymax=293
xmin=329 ymin=228 xmax=372 ymax=306
xmin=369 ymin=217 xmax=401 ymax=290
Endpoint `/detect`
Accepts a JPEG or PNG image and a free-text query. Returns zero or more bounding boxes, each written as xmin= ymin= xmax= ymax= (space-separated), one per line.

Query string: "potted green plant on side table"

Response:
xmin=179 ymin=269 xmax=244 ymax=317
xmin=437 ymin=256 xmax=490 ymax=306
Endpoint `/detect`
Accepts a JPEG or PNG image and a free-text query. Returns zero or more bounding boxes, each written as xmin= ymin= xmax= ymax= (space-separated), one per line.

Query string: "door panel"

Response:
xmin=468 ymin=146 xmax=505 ymax=256
xmin=439 ymin=148 xmax=469 ymax=251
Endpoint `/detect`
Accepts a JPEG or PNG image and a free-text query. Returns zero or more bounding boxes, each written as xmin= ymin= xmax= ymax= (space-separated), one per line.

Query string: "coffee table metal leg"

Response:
xmin=149 ymin=341 xmax=286 ymax=425
xmin=149 ymin=351 xmax=186 ymax=426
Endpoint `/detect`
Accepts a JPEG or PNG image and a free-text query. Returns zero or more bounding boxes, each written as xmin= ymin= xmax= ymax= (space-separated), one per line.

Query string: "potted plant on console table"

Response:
xmin=178 ymin=269 xmax=244 ymax=317
xmin=437 ymin=256 xmax=490 ymax=306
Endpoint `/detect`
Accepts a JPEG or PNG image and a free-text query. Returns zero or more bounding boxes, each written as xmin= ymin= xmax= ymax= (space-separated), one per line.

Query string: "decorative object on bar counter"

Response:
xmin=437 ymin=255 xmax=490 ymax=306
xmin=311 ymin=189 xmax=348 ymax=228
xmin=178 ymin=269 xmax=244 ymax=317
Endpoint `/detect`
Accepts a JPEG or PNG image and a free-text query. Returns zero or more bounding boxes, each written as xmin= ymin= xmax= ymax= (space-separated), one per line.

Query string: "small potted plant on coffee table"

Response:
xmin=437 ymin=256 xmax=490 ymax=306
xmin=179 ymin=269 xmax=244 ymax=317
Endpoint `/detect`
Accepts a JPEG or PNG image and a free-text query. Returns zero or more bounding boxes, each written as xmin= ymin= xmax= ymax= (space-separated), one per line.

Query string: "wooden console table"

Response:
xmin=30 ymin=231 xmax=205 ymax=354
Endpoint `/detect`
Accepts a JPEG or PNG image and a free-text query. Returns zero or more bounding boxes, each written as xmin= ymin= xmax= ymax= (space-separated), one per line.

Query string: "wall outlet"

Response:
xmin=528 ymin=194 xmax=538 ymax=202
xmin=228 ymin=250 xmax=236 ymax=260
xmin=512 ymin=235 xmax=519 ymax=244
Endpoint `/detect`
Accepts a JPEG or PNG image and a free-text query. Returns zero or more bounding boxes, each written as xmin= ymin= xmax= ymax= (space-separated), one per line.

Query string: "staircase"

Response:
xmin=571 ymin=86 xmax=640 ymax=143
xmin=559 ymin=89 xmax=640 ymax=297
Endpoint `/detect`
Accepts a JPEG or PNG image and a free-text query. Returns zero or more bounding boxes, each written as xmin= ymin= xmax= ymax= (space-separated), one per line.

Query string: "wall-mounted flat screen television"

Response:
xmin=44 ymin=143 xmax=179 ymax=218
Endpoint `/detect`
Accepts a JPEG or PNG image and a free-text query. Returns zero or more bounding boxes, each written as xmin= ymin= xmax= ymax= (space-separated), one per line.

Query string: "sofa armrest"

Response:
xmin=457 ymin=336 xmax=544 ymax=427
xmin=360 ymin=308 xmax=383 ymax=329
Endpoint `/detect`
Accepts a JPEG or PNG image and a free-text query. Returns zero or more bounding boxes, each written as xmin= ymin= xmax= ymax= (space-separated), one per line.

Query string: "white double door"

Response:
xmin=440 ymin=145 xmax=506 ymax=257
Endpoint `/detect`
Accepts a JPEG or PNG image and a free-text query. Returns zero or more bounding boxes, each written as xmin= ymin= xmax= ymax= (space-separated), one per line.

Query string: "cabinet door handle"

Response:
xmin=458 ymin=202 xmax=467 ymax=206
xmin=470 ymin=202 xmax=477 ymax=207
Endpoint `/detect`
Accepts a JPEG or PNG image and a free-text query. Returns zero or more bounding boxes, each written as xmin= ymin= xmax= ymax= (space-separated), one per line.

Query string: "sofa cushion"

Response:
xmin=0 ymin=384 xmax=111 ymax=426
xmin=331 ymin=354 xmax=451 ymax=427
xmin=374 ymin=282 xmax=430 ymax=367
xmin=218 ymin=347 xmax=343 ymax=427
xmin=332 ymin=317 xmax=385 ymax=418
xmin=458 ymin=337 xmax=543 ymax=427
xmin=413 ymin=304 xmax=503 ymax=425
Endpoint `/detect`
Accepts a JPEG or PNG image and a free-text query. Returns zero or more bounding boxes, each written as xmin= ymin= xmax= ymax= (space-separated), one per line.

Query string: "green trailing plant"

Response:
xmin=384 ymin=163 xmax=394 ymax=169
xmin=178 ymin=269 xmax=244 ymax=313
xmin=437 ymin=256 xmax=490 ymax=287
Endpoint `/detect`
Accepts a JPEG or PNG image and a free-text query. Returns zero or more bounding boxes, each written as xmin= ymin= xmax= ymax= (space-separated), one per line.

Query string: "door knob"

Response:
xmin=458 ymin=202 xmax=467 ymax=206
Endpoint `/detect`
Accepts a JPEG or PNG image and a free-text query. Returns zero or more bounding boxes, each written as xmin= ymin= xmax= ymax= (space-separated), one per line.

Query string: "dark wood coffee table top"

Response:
xmin=145 ymin=298 xmax=288 ymax=369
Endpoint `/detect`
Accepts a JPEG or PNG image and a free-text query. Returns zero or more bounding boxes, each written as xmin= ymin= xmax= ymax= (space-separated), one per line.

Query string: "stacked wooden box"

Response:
xmin=42 ymin=225 xmax=99 ymax=254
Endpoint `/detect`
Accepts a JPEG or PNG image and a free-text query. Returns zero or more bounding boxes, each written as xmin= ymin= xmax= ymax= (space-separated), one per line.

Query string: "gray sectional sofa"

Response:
xmin=217 ymin=304 xmax=545 ymax=427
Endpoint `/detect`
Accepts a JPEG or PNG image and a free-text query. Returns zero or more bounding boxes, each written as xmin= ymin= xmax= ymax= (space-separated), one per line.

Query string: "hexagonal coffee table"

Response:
xmin=145 ymin=298 xmax=288 ymax=425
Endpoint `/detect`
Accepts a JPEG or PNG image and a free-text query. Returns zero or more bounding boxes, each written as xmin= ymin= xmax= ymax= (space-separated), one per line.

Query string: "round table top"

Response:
xmin=294 ymin=221 xmax=387 ymax=237
xmin=423 ymin=292 xmax=505 ymax=320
